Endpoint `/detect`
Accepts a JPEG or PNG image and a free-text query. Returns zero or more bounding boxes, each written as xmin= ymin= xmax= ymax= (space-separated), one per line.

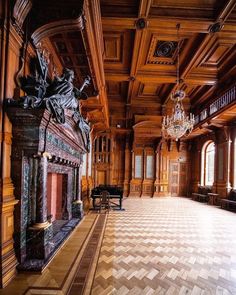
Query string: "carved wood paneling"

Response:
xmin=150 ymin=0 xmax=225 ymax=19
xmin=104 ymin=32 xmax=123 ymax=62
xmin=101 ymin=0 xmax=236 ymax=133
xmin=100 ymin=0 xmax=139 ymax=17
xmin=103 ymin=29 xmax=134 ymax=72
xmin=50 ymin=31 xmax=94 ymax=94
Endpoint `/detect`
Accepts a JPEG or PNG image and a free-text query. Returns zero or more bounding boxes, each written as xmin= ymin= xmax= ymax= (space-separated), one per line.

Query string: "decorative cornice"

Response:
xmin=31 ymin=17 xmax=84 ymax=45
xmin=12 ymin=0 xmax=32 ymax=33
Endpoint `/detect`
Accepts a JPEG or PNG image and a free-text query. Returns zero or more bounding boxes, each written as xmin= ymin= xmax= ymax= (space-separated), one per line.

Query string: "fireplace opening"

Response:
xmin=47 ymin=173 xmax=68 ymax=234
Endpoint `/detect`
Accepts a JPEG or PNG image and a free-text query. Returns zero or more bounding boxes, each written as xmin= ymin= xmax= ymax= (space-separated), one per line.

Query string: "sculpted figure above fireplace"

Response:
xmin=46 ymin=68 xmax=90 ymax=124
xmin=9 ymin=46 xmax=91 ymax=150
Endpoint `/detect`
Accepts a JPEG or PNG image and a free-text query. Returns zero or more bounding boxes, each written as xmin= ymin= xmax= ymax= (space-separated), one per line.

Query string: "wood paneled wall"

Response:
xmin=0 ymin=1 xmax=21 ymax=287
xmin=189 ymin=126 xmax=236 ymax=199
xmin=92 ymin=125 xmax=236 ymax=201
xmin=92 ymin=130 xmax=190 ymax=198
xmin=128 ymin=140 xmax=189 ymax=197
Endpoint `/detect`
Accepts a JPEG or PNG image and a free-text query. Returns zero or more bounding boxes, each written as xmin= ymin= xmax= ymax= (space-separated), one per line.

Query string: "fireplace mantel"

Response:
xmin=7 ymin=106 xmax=88 ymax=271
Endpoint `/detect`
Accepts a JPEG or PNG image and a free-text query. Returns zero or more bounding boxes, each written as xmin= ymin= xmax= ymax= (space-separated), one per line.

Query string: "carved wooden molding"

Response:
xmin=2 ymin=177 xmax=15 ymax=198
xmin=0 ymin=132 xmax=12 ymax=145
xmin=31 ymin=17 xmax=84 ymax=45
xmin=13 ymin=0 xmax=32 ymax=34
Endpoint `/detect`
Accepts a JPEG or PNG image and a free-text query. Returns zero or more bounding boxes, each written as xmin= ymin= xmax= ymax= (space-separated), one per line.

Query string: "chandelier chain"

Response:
xmin=176 ymin=23 xmax=180 ymax=87
xmin=161 ymin=23 xmax=195 ymax=141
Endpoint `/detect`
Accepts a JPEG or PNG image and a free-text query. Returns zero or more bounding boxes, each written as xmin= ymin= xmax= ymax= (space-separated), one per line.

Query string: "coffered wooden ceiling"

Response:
xmin=24 ymin=0 xmax=236 ymax=137
xmin=100 ymin=0 xmax=236 ymax=134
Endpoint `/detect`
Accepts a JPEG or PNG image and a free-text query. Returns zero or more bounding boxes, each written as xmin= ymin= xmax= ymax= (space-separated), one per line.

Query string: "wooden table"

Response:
xmin=91 ymin=194 xmax=123 ymax=210
xmin=208 ymin=193 xmax=219 ymax=205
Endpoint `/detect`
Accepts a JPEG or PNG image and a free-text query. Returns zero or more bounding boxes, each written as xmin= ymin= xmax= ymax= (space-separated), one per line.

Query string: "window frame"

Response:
xmin=201 ymin=141 xmax=215 ymax=186
xmin=234 ymin=138 xmax=236 ymax=189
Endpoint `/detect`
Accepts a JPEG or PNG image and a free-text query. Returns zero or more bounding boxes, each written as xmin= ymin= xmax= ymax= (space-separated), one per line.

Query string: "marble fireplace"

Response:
xmin=6 ymin=107 xmax=87 ymax=271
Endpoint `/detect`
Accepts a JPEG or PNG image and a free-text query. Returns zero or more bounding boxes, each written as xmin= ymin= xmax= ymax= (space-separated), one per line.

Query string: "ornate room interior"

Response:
xmin=1 ymin=0 xmax=236 ymax=294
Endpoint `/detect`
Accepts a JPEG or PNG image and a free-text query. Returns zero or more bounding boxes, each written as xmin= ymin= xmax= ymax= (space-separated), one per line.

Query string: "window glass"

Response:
xmin=135 ymin=155 xmax=142 ymax=178
xmin=205 ymin=142 xmax=215 ymax=185
xmin=146 ymin=155 xmax=154 ymax=178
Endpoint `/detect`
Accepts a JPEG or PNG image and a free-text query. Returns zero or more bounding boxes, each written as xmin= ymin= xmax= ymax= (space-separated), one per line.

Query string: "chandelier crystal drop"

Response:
xmin=162 ymin=24 xmax=195 ymax=141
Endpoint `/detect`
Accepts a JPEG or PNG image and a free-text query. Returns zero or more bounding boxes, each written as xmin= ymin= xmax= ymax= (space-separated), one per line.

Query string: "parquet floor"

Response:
xmin=91 ymin=197 xmax=236 ymax=295
xmin=2 ymin=197 xmax=236 ymax=294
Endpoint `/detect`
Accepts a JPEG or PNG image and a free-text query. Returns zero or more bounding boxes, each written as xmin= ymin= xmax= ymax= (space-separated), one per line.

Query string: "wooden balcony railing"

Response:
xmin=194 ymin=84 xmax=236 ymax=126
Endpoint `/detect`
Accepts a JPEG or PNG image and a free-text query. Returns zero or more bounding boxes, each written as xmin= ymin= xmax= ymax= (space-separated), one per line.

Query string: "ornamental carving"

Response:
xmin=7 ymin=45 xmax=91 ymax=151
xmin=154 ymin=41 xmax=178 ymax=58
xmin=146 ymin=35 xmax=180 ymax=65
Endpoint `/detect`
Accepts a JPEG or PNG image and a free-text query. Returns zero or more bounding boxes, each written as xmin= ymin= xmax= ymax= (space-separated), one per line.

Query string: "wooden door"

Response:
xmin=169 ymin=161 xmax=179 ymax=196
xmin=179 ymin=162 xmax=188 ymax=196
xmin=169 ymin=161 xmax=188 ymax=196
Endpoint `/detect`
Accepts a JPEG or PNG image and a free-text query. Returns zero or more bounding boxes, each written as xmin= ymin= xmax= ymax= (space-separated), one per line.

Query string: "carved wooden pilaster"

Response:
xmin=191 ymin=144 xmax=201 ymax=193
xmin=141 ymin=148 xmax=145 ymax=196
xmin=123 ymin=136 xmax=131 ymax=197
xmin=230 ymin=127 xmax=236 ymax=189
xmin=158 ymin=142 xmax=169 ymax=196
xmin=153 ymin=149 xmax=160 ymax=197
xmin=214 ymin=127 xmax=232 ymax=198
xmin=141 ymin=147 xmax=155 ymax=197
xmin=0 ymin=1 xmax=23 ymax=286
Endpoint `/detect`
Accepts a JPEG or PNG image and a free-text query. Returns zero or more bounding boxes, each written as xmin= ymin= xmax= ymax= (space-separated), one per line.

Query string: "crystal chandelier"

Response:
xmin=162 ymin=24 xmax=194 ymax=141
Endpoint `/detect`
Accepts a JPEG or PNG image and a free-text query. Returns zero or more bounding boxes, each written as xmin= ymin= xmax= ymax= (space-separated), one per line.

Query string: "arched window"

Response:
xmin=201 ymin=141 xmax=215 ymax=186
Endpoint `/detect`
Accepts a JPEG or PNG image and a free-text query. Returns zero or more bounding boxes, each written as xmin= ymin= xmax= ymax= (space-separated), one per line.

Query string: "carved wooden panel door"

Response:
xmin=179 ymin=162 xmax=188 ymax=196
xmin=169 ymin=161 xmax=188 ymax=196
xmin=169 ymin=161 xmax=179 ymax=196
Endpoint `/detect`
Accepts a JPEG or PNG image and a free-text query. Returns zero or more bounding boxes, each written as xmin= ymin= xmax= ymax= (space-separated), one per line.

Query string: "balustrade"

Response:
xmin=195 ymin=84 xmax=236 ymax=126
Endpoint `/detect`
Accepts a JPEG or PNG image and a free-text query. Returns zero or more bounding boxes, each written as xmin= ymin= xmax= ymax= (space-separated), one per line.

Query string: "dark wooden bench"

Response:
xmin=192 ymin=186 xmax=212 ymax=203
xmin=221 ymin=189 xmax=236 ymax=211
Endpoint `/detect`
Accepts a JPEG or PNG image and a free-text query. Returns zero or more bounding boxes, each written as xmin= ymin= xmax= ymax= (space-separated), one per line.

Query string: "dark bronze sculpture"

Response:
xmin=8 ymin=45 xmax=91 ymax=150
xmin=19 ymin=46 xmax=49 ymax=107
xmin=46 ymin=68 xmax=90 ymax=124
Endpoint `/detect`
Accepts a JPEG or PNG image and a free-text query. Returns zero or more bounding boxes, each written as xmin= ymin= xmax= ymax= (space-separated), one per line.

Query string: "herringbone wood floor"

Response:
xmin=91 ymin=197 xmax=236 ymax=295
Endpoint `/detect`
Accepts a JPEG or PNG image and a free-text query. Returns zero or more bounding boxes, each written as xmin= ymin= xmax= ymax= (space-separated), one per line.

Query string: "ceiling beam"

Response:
xmin=135 ymin=72 xmax=217 ymax=85
xmin=102 ymin=17 xmax=216 ymax=33
xmin=216 ymin=0 xmax=236 ymax=22
xmin=138 ymin=0 xmax=152 ymax=18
